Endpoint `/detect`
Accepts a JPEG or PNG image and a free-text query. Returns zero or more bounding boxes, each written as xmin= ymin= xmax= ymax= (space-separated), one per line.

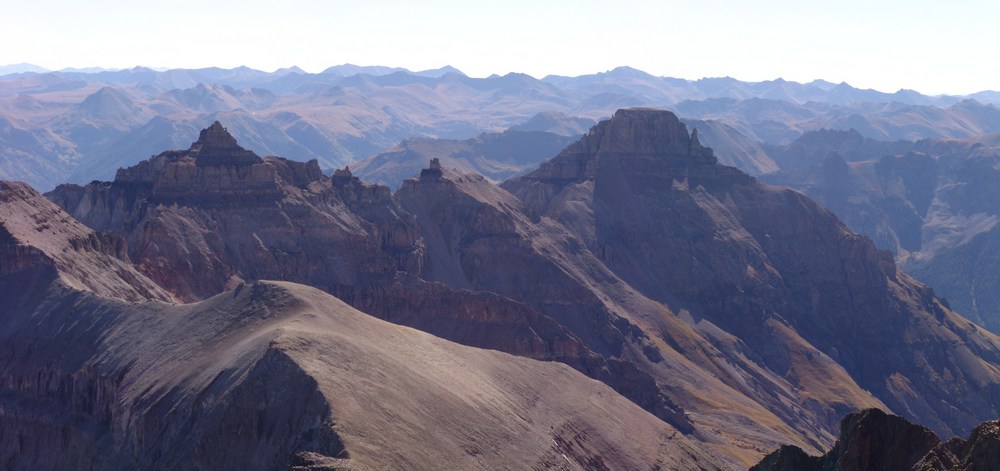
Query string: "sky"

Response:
xmin=3 ymin=0 xmax=998 ymax=95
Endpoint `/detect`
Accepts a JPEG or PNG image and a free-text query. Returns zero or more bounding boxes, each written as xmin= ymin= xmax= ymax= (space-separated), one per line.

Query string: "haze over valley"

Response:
xmin=6 ymin=64 xmax=1000 ymax=193
xmin=6 ymin=1 xmax=1000 ymax=468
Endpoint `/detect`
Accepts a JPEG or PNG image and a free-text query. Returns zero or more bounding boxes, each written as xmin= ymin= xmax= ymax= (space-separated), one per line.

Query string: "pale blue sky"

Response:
xmin=3 ymin=0 xmax=997 ymax=95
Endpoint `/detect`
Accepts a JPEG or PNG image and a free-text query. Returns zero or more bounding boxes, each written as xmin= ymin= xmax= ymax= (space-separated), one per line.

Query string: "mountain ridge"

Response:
xmin=29 ymin=111 xmax=1000 ymax=466
xmin=7 ymin=64 xmax=1000 ymax=192
xmin=503 ymin=108 xmax=1000 ymax=440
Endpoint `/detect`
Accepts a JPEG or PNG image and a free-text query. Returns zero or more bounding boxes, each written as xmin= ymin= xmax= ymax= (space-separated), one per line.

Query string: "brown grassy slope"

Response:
xmin=0 ymin=274 xmax=735 ymax=469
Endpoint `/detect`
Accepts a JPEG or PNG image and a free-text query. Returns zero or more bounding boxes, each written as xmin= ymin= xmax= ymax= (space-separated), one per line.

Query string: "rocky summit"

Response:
xmin=752 ymin=408 xmax=1000 ymax=471
xmin=106 ymin=120 xmax=306 ymax=206
xmin=504 ymin=109 xmax=1000 ymax=441
xmin=7 ymin=110 xmax=1000 ymax=468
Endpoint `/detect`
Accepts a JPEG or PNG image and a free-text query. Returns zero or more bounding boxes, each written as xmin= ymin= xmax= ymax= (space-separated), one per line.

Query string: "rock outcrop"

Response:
xmin=49 ymin=122 xmax=408 ymax=299
xmin=752 ymin=408 xmax=1000 ymax=471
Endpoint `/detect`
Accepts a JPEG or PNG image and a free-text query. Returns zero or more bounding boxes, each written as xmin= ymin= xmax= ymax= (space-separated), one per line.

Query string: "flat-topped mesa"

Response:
xmin=574 ymin=108 xmax=716 ymax=160
xmin=503 ymin=108 xmax=751 ymax=212
xmin=509 ymin=108 xmax=728 ymax=186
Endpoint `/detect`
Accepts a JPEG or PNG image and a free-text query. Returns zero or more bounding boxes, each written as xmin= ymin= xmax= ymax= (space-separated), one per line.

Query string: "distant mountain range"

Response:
xmin=4 ymin=64 xmax=1000 ymax=191
xmin=0 ymin=63 xmax=50 ymax=75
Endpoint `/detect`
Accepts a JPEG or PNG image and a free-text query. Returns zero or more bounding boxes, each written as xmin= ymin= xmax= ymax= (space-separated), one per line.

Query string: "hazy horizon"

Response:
xmin=4 ymin=0 xmax=998 ymax=96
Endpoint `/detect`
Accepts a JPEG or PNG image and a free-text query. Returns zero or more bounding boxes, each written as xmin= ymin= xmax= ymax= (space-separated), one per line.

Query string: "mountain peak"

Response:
xmin=605 ymin=66 xmax=653 ymax=79
xmin=502 ymin=108 xmax=735 ymax=209
xmin=189 ymin=121 xmax=261 ymax=166
xmin=575 ymin=108 xmax=715 ymax=160
xmin=194 ymin=120 xmax=238 ymax=149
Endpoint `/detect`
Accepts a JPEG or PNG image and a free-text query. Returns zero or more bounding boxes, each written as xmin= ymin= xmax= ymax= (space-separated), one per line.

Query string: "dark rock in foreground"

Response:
xmin=753 ymin=408 xmax=1000 ymax=471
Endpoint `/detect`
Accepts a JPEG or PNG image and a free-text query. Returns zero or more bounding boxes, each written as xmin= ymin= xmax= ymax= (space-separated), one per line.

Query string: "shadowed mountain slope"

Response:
xmin=0 ymin=180 xmax=171 ymax=302
xmin=758 ymin=130 xmax=1000 ymax=334
xmin=502 ymin=108 xmax=1000 ymax=441
xmin=0 ymin=184 xmax=729 ymax=468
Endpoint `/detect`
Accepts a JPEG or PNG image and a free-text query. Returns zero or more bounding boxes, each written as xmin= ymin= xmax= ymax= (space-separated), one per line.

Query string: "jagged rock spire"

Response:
xmin=420 ymin=158 xmax=444 ymax=180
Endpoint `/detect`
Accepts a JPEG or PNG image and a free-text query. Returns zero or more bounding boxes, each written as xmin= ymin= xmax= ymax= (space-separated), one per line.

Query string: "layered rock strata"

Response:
xmin=44 ymin=113 xmax=1000 ymax=465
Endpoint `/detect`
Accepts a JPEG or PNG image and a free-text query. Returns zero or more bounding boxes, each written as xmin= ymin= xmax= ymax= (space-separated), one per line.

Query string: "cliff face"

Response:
xmin=503 ymin=109 xmax=1000 ymax=440
xmin=48 ymin=122 xmax=420 ymax=302
xmin=0 ymin=180 xmax=172 ymax=302
xmin=46 ymin=122 xmax=680 ymax=441
xmin=759 ymin=131 xmax=1000 ymax=336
